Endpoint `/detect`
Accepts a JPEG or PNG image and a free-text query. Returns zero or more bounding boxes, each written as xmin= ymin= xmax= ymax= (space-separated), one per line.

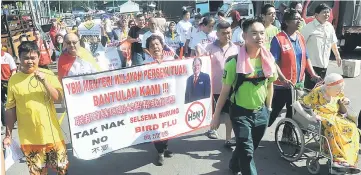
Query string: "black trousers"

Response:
xmin=268 ymin=88 xmax=293 ymax=127
xmin=154 ymin=140 xmax=168 ymax=153
xmin=304 ymin=66 xmax=327 ymax=90
xmin=1 ymin=81 xmax=8 ymax=125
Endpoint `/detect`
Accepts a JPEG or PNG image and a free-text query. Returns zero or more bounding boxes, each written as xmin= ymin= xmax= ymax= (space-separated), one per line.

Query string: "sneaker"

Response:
xmin=13 ymin=122 xmax=18 ymax=129
xmin=224 ymin=139 xmax=236 ymax=148
xmin=156 ymin=153 xmax=165 ymax=166
xmin=164 ymin=150 xmax=173 ymax=158
xmin=205 ymin=130 xmax=219 ymax=139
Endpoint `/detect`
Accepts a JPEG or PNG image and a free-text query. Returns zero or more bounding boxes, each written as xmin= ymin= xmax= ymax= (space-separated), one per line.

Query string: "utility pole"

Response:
xmin=47 ymin=0 xmax=51 ymax=18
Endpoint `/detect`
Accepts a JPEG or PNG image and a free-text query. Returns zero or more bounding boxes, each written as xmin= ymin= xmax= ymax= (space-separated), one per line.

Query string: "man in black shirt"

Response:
xmin=128 ymin=14 xmax=149 ymax=66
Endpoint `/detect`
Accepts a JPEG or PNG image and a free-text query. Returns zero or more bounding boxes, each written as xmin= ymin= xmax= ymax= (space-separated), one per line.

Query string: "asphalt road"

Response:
xmin=4 ymin=48 xmax=361 ymax=175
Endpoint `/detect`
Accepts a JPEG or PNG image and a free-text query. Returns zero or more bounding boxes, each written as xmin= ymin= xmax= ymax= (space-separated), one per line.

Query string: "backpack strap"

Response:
xmin=227 ymin=54 xmax=269 ymax=105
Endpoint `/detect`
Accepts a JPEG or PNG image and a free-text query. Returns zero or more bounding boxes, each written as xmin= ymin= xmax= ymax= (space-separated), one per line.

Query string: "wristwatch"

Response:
xmin=268 ymin=107 xmax=273 ymax=112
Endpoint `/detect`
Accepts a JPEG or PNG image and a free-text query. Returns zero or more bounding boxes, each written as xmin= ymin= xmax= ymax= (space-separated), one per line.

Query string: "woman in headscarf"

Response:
xmin=294 ymin=73 xmax=359 ymax=173
xmin=230 ymin=10 xmax=244 ymax=46
xmin=164 ymin=21 xmax=182 ymax=59
xmin=230 ymin=10 xmax=241 ymax=31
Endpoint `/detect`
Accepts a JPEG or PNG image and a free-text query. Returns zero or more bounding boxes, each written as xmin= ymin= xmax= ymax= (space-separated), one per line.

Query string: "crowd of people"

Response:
xmin=1 ymin=2 xmax=361 ymax=175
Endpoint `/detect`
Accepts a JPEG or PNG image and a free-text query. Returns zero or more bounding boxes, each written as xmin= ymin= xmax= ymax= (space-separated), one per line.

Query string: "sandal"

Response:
xmin=332 ymin=161 xmax=353 ymax=173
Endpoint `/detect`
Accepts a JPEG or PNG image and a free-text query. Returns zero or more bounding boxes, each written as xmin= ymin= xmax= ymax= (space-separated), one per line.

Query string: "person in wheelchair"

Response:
xmin=294 ymin=73 xmax=359 ymax=171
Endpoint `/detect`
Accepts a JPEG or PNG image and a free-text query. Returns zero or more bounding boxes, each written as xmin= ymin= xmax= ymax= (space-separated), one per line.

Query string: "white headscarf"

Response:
xmin=324 ymin=73 xmax=344 ymax=89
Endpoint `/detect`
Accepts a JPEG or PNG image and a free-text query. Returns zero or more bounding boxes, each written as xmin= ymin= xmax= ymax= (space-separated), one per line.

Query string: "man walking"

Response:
xmin=3 ymin=41 xmax=68 ymax=175
xmin=214 ymin=19 xmax=277 ymax=175
xmin=204 ymin=22 xmax=238 ymax=148
xmin=301 ymin=3 xmax=342 ymax=90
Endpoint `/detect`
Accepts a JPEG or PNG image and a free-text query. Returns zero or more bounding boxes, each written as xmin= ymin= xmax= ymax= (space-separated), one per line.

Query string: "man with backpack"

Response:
xmin=213 ymin=18 xmax=277 ymax=175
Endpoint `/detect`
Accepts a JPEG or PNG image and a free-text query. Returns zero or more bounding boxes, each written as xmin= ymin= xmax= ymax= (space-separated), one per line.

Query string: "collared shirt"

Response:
xmin=271 ymin=33 xmax=309 ymax=83
xmin=193 ymin=72 xmax=200 ymax=84
xmin=205 ymin=41 xmax=238 ymax=94
xmin=301 ymin=19 xmax=337 ymax=68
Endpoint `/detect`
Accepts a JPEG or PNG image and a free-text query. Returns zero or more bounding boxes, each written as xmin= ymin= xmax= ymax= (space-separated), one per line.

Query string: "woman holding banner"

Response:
xmin=144 ymin=35 xmax=174 ymax=166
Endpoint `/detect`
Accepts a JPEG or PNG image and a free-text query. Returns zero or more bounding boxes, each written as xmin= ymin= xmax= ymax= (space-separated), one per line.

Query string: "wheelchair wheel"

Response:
xmin=275 ymin=118 xmax=305 ymax=162
xmin=306 ymin=157 xmax=320 ymax=174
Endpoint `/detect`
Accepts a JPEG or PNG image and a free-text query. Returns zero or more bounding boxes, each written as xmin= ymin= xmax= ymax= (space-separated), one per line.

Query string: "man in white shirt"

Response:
xmin=185 ymin=14 xmax=202 ymax=56
xmin=301 ymin=3 xmax=342 ymax=90
xmin=142 ymin=18 xmax=165 ymax=61
xmin=176 ymin=11 xmax=192 ymax=48
xmin=192 ymin=17 xmax=218 ymax=56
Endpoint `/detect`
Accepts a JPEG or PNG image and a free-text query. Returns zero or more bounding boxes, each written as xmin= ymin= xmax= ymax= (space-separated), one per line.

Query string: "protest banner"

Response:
xmin=92 ymin=41 xmax=123 ymax=71
xmin=62 ymin=56 xmax=212 ymax=160
xmin=78 ymin=19 xmax=102 ymax=38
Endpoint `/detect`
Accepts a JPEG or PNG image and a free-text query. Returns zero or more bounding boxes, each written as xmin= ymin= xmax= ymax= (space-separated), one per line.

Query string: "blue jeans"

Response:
xmin=229 ymin=105 xmax=270 ymax=175
xmin=132 ymin=52 xmax=145 ymax=66
xmin=107 ymin=32 xmax=114 ymax=42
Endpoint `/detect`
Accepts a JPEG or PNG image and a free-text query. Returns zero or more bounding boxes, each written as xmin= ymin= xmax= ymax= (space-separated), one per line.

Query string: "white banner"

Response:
xmin=78 ymin=19 xmax=102 ymax=37
xmin=62 ymin=56 xmax=212 ymax=160
xmin=93 ymin=42 xmax=123 ymax=71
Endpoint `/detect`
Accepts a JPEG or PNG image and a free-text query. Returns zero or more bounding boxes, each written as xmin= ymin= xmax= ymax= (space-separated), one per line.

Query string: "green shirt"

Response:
xmin=222 ymin=57 xmax=278 ymax=110
xmin=265 ymin=25 xmax=279 ymax=50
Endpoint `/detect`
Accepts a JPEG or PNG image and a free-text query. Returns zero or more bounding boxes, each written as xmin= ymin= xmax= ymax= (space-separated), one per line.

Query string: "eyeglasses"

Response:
xmin=66 ymin=40 xmax=79 ymax=46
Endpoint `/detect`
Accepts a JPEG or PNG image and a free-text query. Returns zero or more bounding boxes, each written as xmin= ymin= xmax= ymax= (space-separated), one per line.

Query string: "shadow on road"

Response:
xmin=63 ymin=132 xmax=332 ymax=175
xmin=66 ymin=142 xmax=153 ymax=175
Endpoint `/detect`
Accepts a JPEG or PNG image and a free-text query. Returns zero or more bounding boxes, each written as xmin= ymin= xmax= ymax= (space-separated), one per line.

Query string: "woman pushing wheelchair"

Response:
xmin=294 ymin=73 xmax=360 ymax=172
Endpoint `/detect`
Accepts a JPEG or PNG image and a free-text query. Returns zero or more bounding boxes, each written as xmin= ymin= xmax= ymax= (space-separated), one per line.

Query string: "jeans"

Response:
xmin=229 ymin=105 xmax=269 ymax=175
xmin=305 ymin=66 xmax=327 ymax=90
xmin=132 ymin=52 xmax=145 ymax=66
xmin=268 ymin=88 xmax=293 ymax=127
xmin=154 ymin=140 xmax=168 ymax=153
xmin=107 ymin=32 xmax=114 ymax=42
xmin=117 ymin=49 xmax=126 ymax=68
